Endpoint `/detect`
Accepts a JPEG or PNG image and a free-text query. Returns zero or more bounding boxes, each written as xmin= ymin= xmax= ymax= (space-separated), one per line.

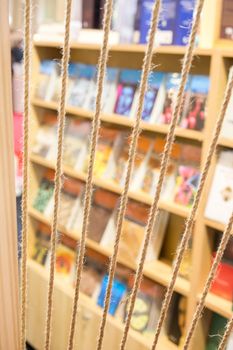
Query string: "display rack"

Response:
xmin=26 ymin=39 xmax=233 ymax=350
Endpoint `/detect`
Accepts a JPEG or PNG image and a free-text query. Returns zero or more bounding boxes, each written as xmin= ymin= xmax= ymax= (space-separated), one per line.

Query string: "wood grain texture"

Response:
xmin=0 ymin=0 xmax=20 ymax=348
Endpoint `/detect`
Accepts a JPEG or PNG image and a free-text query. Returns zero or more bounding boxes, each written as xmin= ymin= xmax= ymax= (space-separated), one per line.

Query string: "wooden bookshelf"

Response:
xmin=27 ymin=39 xmax=233 ymax=350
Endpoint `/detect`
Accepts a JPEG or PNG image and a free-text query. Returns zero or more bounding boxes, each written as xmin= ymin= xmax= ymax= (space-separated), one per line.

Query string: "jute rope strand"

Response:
xmin=152 ymin=66 xmax=233 ymax=350
xmin=120 ymin=1 xmax=205 ymax=349
xmin=183 ymin=211 xmax=233 ymax=350
xmin=218 ymin=314 xmax=233 ymax=350
xmin=96 ymin=2 xmax=161 ymax=350
xmin=20 ymin=0 xmax=31 ymax=348
xmin=44 ymin=0 xmax=72 ymax=348
xmin=67 ymin=1 xmax=114 ymax=349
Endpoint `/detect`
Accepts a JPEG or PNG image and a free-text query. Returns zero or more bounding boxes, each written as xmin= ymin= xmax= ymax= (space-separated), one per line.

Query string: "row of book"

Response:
xmin=33 ymin=114 xmax=202 ymax=208
xmin=32 ymin=221 xmax=187 ymax=345
xmin=38 ymin=0 xmax=197 ymax=46
xmin=33 ymin=171 xmax=170 ymax=265
xmin=36 ymin=60 xmax=210 ymax=131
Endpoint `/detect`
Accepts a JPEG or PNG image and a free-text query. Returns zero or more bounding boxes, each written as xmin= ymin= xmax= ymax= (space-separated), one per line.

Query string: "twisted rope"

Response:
xmin=44 ymin=0 xmax=72 ymax=348
xmin=218 ymin=313 xmax=233 ymax=350
xmin=96 ymin=2 xmax=162 ymax=350
xmin=20 ymin=0 xmax=31 ymax=348
xmin=119 ymin=1 xmax=205 ymax=349
xmin=67 ymin=1 xmax=114 ymax=349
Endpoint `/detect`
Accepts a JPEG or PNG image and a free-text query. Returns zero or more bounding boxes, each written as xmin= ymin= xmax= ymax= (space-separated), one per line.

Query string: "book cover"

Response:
xmin=32 ymin=113 xmax=57 ymax=159
xmin=206 ymin=313 xmax=228 ymax=349
xmin=68 ymin=64 xmax=95 ymax=108
xmin=173 ymin=0 xmax=195 ymax=46
xmin=180 ymin=75 xmax=209 ymax=131
xmin=102 ymin=67 xmax=119 ymax=113
xmin=157 ymin=0 xmax=177 ymax=46
xmin=84 ymin=127 xmax=119 ymax=177
xmin=97 ymin=274 xmax=127 ymax=315
xmin=64 ymin=117 xmax=91 ymax=168
xmin=35 ymin=60 xmax=57 ymax=100
xmin=221 ymin=67 xmax=233 ymax=139
xmin=130 ymin=72 xmax=165 ymax=122
xmin=33 ymin=171 xmax=54 ymax=213
xmin=31 ymin=223 xmax=50 ymax=265
xmin=50 ymin=62 xmax=62 ymax=103
xmin=210 ymin=252 xmax=233 ymax=301
xmin=79 ymin=257 xmax=104 ymax=298
xmin=113 ymin=0 xmax=138 ymax=43
xmin=141 ymin=137 xmax=180 ymax=198
xmin=166 ymin=293 xmax=187 ymax=345
xmin=173 ymin=165 xmax=200 ymax=207
xmin=55 ymin=244 xmax=75 ymax=282
xmin=220 ymin=0 xmax=233 ymax=40
xmin=205 ymin=151 xmax=233 ymax=225
xmin=67 ymin=62 xmax=80 ymax=99
xmin=82 ymin=0 xmax=96 ymax=28
xmin=114 ymin=69 xmax=141 ymax=116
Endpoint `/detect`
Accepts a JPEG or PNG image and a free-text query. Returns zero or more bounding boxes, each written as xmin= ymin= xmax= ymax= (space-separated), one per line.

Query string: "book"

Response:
xmin=32 ymin=113 xmax=57 ymax=159
xmin=82 ymin=0 xmax=96 ymax=28
xmin=97 ymin=274 xmax=127 ymax=316
xmin=114 ymin=69 xmax=141 ymax=116
xmin=50 ymin=62 xmax=62 ymax=103
xmin=166 ymin=293 xmax=187 ymax=345
xmin=68 ymin=64 xmax=95 ymax=108
xmin=130 ymin=72 xmax=165 ymax=122
xmin=173 ymin=0 xmax=195 ymax=46
xmin=205 ymin=151 xmax=233 ymax=225
xmin=206 ymin=313 xmax=228 ymax=349
xmin=31 ymin=223 xmax=50 ymax=265
xmin=124 ymin=277 xmax=165 ymax=337
xmin=45 ymin=177 xmax=83 ymax=229
xmin=67 ymin=62 xmax=80 ymax=99
xmin=79 ymin=257 xmax=104 ymax=298
xmin=220 ymin=0 xmax=233 ymax=40
xmin=113 ymin=0 xmax=138 ymax=43
xmin=210 ymin=252 xmax=233 ymax=301
xmin=84 ymin=127 xmax=119 ymax=178
xmin=35 ymin=60 xmax=58 ymax=101
xmin=180 ymin=75 xmax=210 ymax=131
xmin=221 ymin=67 xmax=233 ymax=139
xmin=64 ymin=117 xmax=91 ymax=169
xmin=226 ymin=332 xmax=233 ymax=349
xmin=102 ymin=67 xmax=119 ymax=113
xmin=70 ymin=188 xmax=118 ymax=243
xmin=33 ymin=171 xmax=54 ymax=213
xmin=101 ymin=200 xmax=149 ymax=264
xmin=157 ymin=73 xmax=182 ymax=125
xmin=173 ymin=143 xmax=201 ymax=207
xmin=141 ymin=137 xmax=180 ymax=198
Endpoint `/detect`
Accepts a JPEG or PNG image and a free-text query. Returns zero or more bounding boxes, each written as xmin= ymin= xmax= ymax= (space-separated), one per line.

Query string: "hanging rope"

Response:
xmin=218 ymin=314 xmax=233 ymax=350
xmin=44 ymin=0 xmax=72 ymax=348
xmin=119 ymin=1 xmax=205 ymax=349
xmin=183 ymin=212 xmax=233 ymax=349
xmin=20 ymin=0 xmax=31 ymax=348
xmin=96 ymin=2 xmax=161 ymax=350
xmin=67 ymin=1 xmax=114 ymax=349
xmin=152 ymin=62 xmax=233 ymax=349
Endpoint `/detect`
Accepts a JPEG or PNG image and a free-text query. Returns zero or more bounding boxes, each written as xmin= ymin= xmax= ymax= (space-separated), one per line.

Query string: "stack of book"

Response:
xmin=35 ymin=60 xmax=210 ymax=132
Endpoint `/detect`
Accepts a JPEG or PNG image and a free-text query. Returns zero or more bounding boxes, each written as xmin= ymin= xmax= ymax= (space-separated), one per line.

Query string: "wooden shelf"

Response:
xmin=30 ymin=153 xmax=190 ymax=218
xmin=204 ymin=217 xmax=233 ymax=235
xmin=33 ymin=39 xmax=213 ymax=57
xmin=32 ymin=98 xmax=203 ymax=142
xmin=198 ymin=292 xmax=233 ymax=319
xmin=218 ymin=137 xmax=233 ymax=149
xmin=27 ymin=258 xmax=179 ymax=350
xmin=28 ymin=207 xmax=190 ymax=297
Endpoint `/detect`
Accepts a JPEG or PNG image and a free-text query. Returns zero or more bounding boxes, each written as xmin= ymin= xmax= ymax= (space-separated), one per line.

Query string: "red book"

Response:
xmin=211 ymin=253 xmax=233 ymax=301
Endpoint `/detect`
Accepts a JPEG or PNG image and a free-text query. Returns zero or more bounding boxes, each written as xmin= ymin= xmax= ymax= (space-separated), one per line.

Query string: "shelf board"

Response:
xmin=204 ymin=217 xmax=233 ymax=235
xmin=198 ymin=292 xmax=233 ymax=319
xmin=30 ymin=153 xmax=190 ymax=218
xmin=32 ymin=98 xmax=203 ymax=142
xmin=28 ymin=258 xmax=179 ymax=350
xmin=28 ymin=207 xmax=190 ymax=297
xmin=33 ymin=39 xmax=213 ymax=57
xmin=218 ymin=137 xmax=233 ymax=149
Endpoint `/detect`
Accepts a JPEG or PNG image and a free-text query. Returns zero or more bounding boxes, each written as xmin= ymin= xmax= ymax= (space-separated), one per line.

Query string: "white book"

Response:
xmin=221 ymin=67 xmax=233 ymax=139
xmin=151 ymin=78 xmax=167 ymax=123
xmin=205 ymin=151 xmax=233 ymax=224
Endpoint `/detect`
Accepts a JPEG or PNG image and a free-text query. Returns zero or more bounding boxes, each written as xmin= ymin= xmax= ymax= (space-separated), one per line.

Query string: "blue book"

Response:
xmin=140 ymin=0 xmax=177 ymax=45
xmin=174 ymin=0 xmax=196 ymax=46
